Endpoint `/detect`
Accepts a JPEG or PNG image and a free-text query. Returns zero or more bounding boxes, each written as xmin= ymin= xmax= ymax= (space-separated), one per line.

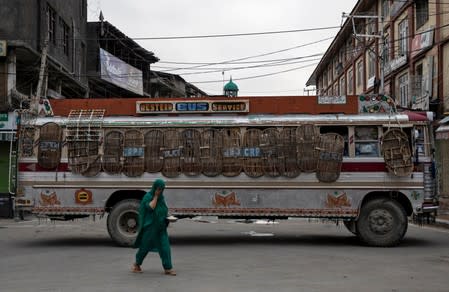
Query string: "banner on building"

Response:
xmin=411 ymin=28 xmax=434 ymax=58
xmin=99 ymin=48 xmax=143 ymax=95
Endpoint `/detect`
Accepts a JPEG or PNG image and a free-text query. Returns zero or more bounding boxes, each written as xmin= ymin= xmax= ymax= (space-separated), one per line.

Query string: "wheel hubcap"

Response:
xmin=368 ymin=209 xmax=393 ymax=235
xmin=119 ymin=212 xmax=138 ymax=236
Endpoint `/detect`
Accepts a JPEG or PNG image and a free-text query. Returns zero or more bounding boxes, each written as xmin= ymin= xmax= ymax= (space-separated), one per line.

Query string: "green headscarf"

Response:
xmin=151 ymin=179 xmax=166 ymax=196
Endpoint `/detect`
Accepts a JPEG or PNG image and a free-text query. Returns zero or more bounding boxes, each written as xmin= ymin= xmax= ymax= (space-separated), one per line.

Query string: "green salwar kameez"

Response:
xmin=134 ymin=179 xmax=173 ymax=270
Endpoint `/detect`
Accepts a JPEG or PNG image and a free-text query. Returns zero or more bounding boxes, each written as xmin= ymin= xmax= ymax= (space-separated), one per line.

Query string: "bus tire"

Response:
xmin=107 ymin=199 xmax=140 ymax=247
xmin=356 ymin=198 xmax=407 ymax=247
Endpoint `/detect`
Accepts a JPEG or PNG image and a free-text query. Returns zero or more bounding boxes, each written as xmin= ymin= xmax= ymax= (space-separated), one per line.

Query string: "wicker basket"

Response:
xmin=243 ymin=128 xmax=264 ymax=178
xmin=123 ymin=129 xmax=144 ymax=177
xmin=162 ymin=129 xmax=181 ymax=178
xmin=20 ymin=127 xmax=35 ymax=157
xmin=297 ymin=124 xmax=320 ymax=172
xmin=381 ymin=128 xmax=413 ymax=177
xmin=102 ymin=130 xmax=123 ymax=175
xmin=181 ymin=129 xmax=202 ymax=176
xmin=144 ymin=129 xmax=164 ymax=173
xmin=37 ymin=122 xmax=62 ymax=169
xmin=279 ymin=127 xmax=300 ymax=178
xmin=261 ymin=128 xmax=281 ymax=177
xmin=200 ymin=128 xmax=223 ymax=177
xmin=68 ymin=141 xmax=101 ymax=177
xmin=316 ymin=133 xmax=344 ymax=183
xmin=222 ymin=128 xmax=242 ymax=177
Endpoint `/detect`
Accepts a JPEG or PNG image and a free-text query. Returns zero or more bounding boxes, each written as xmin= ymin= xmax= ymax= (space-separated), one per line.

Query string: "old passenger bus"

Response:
xmin=11 ymin=95 xmax=439 ymax=247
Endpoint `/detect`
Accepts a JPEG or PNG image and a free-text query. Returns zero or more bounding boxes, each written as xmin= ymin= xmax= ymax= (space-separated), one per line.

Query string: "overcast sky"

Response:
xmin=87 ymin=0 xmax=357 ymax=96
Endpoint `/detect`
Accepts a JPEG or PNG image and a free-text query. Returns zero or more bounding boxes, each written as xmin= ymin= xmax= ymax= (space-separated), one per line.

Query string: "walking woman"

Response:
xmin=132 ymin=179 xmax=176 ymax=276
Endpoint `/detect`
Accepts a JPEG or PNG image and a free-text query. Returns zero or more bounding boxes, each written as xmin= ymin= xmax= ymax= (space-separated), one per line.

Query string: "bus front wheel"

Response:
xmin=356 ymin=198 xmax=407 ymax=247
xmin=107 ymin=199 xmax=140 ymax=247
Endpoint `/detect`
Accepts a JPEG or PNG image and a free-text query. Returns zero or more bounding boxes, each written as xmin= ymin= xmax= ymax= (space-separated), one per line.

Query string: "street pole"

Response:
xmin=343 ymin=13 xmax=385 ymax=95
xmin=379 ymin=16 xmax=385 ymax=96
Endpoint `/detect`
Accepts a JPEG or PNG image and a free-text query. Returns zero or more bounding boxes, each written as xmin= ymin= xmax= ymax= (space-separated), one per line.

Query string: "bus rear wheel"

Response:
xmin=107 ymin=199 xmax=140 ymax=247
xmin=356 ymin=198 xmax=407 ymax=247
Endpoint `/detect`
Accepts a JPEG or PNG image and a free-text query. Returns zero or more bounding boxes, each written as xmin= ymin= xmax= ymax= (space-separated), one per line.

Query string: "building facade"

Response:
xmin=0 ymin=0 xmax=88 ymax=198
xmin=87 ymin=21 xmax=207 ymax=98
xmin=307 ymin=0 xmax=449 ymax=207
xmin=0 ymin=0 xmax=88 ymax=109
xmin=0 ymin=1 xmax=208 ymax=204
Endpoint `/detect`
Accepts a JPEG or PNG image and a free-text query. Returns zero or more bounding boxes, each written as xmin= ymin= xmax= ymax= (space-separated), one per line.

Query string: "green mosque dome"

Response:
xmin=224 ymin=79 xmax=239 ymax=91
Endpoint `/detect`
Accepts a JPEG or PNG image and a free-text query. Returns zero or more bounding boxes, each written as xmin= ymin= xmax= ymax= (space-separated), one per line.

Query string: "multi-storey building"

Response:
xmin=0 ymin=0 xmax=88 ymax=199
xmin=86 ymin=20 xmax=208 ymax=98
xmin=0 ymin=1 xmax=207 ymax=210
xmin=306 ymin=0 xmax=449 ymax=209
xmin=0 ymin=0 xmax=89 ymax=108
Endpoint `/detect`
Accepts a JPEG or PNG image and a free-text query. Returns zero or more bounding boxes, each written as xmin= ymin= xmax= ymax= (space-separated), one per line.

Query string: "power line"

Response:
xmin=190 ymin=62 xmax=319 ymax=84
xmin=162 ymin=36 xmax=335 ymax=72
xmin=157 ymin=54 xmax=323 ymax=66
xmin=176 ymin=58 xmax=323 ymax=76
xmin=2 ymin=25 xmax=343 ymax=43
xmin=117 ymin=26 xmax=342 ymax=40
xmin=153 ymin=55 xmax=323 ymax=74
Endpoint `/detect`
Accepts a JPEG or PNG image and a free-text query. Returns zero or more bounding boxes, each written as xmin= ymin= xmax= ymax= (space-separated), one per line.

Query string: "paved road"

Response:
xmin=1 ymin=217 xmax=449 ymax=292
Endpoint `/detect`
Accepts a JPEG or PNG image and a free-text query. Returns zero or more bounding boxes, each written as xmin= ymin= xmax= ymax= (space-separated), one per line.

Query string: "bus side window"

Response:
xmin=413 ymin=126 xmax=427 ymax=156
xmin=354 ymin=126 xmax=379 ymax=157
xmin=319 ymin=126 xmax=349 ymax=157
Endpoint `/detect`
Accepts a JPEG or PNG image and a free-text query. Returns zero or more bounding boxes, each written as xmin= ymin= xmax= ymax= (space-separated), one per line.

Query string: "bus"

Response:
xmin=11 ymin=95 xmax=439 ymax=247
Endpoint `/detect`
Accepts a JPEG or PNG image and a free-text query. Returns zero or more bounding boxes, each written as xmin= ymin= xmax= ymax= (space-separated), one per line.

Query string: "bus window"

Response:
xmin=319 ymin=126 xmax=349 ymax=157
xmin=354 ymin=126 xmax=379 ymax=157
xmin=413 ymin=126 xmax=428 ymax=157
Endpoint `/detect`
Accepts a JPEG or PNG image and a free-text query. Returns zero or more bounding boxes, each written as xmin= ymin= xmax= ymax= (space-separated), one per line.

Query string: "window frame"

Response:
xmin=357 ymin=60 xmax=363 ymax=87
xmin=347 ymin=69 xmax=353 ymax=94
xmin=398 ymin=73 xmax=409 ymax=107
xmin=47 ymin=5 xmax=56 ymax=44
xmin=354 ymin=126 xmax=381 ymax=157
xmin=398 ymin=19 xmax=408 ymax=56
xmin=415 ymin=0 xmax=429 ymax=29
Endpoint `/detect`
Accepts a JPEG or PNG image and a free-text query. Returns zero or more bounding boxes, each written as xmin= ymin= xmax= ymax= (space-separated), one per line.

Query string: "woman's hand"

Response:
xmin=149 ymin=187 xmax=162 ymax=209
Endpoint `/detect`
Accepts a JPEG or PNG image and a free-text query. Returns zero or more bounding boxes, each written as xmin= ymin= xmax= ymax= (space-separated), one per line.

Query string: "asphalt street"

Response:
xmin=1 ymin=217 xmax=449 ymax=292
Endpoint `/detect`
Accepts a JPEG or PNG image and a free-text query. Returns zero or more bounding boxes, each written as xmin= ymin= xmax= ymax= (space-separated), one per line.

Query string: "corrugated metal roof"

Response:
xmin=436 ymin=125 xmax=449 ymax=133
xmin=439 ymin=115 xmax=449 ymax=124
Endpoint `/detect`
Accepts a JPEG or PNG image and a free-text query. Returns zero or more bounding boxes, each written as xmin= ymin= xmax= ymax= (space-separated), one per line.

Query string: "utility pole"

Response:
xmin=34 ymin=8 xmax=50 ymax=114
xmin=342 ymin=13 xmax=385 ymax=95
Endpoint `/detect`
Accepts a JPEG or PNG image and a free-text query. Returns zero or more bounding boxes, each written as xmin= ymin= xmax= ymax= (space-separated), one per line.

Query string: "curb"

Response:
xmin=435 ymin=219 xmax=449 ymax=228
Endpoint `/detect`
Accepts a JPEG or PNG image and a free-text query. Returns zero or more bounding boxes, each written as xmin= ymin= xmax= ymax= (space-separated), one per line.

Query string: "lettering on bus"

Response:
xmin=138 ymin=102 xmax=173 ymax=113
xmin=39 ymin=141 xmax=60 ymax=151
xmin=163 ymin=148 xmax=181 ymax=158
xmin=176 ymin=102 xmax=209 ymax=112
xmin=223 ymin=147 xmax=261 ymax=158
xmin=123 ymin=147 xmax=144 ymax=157
xmin=136 ymin=100 xmax=249 ymax=114
xmin=211 ymin=102 xmax=247 ymax=112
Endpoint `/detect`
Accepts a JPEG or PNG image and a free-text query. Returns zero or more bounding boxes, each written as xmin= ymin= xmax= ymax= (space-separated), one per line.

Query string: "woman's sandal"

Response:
xmin=131 ymin=264 xmax=143 ymax=273
xmin=164 ymin=269 xmax=176 ymax=276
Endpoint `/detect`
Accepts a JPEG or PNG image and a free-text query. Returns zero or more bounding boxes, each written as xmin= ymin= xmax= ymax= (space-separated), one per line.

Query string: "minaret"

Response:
xmin=223 ymin=77 xmax=239 ymax=97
